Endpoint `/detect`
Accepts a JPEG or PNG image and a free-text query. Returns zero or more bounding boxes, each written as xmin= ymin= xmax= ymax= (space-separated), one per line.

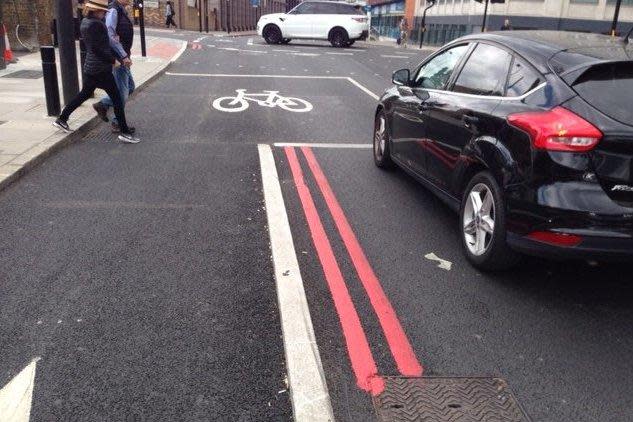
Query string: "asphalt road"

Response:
xmin=1 ymin=29 xmax=632 ymax=421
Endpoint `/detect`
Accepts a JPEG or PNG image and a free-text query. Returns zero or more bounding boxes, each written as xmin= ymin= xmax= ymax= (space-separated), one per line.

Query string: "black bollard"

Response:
xmin=40 ymin=47 xmax=61 ymax=117
xmin=55 ymin=0 xmax=80 ymax=104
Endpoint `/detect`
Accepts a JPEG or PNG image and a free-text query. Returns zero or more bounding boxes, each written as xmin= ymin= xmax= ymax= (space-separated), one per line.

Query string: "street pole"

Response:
xmin=227 ymin=0 xmax=231 ymax=34
xmin=481 ymin=0 xmax=489 ymax=32
xmin=55 ymin=0 xmax=80 ymax=104
xmin=611 ymin=0 xmax=622 ymax=36
xmin=198 ymin=0 xmax=203 ymax=32
xmin=418 ymin=0 xmax=435 ymax=49
xmin=139 ymin=0 xmax=147 ymax=57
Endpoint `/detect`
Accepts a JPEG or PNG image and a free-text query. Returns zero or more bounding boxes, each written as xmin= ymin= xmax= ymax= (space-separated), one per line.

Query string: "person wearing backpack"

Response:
xmin=53 ymin=0 xmax=139 ymax=144
xmin=166 ymin=1 xmax=177 ymax=28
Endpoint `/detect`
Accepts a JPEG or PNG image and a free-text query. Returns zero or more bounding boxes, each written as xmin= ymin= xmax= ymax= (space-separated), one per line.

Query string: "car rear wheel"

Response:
xmin=460 ymin=171 xmax=520 ymax=271
xmin=263 ymin=25 xmax=282 ymax=44
xmin=373 ymin=111 xmax=394 ymax=169
xmin=329 ymin=28 xmax=349 ymax=48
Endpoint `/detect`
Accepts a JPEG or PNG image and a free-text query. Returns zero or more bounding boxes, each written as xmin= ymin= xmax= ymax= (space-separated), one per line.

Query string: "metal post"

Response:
xmin=611 ymin=0 xmax=622 ymax=36
xmin=55 ymin=0 xmax=80 ymax=104
xmin=481 ymin=0 xmax=489 ymax=32
xmin=139 ymin=0 xmax=147 ymax=57
xmin=419 ymin=0 xmax=435 ymax=49
xmin=198 ymin=0 xmax=203 ymax=32
xmin=227 ymin=0 xmax=231 ymax=34
xmin=40 ymin=47 xmax=61 ymax=116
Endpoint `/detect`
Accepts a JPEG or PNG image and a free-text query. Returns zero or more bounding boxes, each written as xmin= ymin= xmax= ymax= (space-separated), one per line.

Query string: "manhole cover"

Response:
xmin=374 ymin=377 xmax=530 ymax=422
xmin=2 ymin=70 xmax=43 ymax=79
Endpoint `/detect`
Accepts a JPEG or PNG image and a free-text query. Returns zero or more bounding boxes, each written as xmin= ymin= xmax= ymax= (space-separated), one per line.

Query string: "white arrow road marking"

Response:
xmin=193 ymin=35 xmax=208 ymax=43
xmin=0 ymin=358 xmax=40 ymax=422
xmin=425 ymin=253 xmax=452 ymax=271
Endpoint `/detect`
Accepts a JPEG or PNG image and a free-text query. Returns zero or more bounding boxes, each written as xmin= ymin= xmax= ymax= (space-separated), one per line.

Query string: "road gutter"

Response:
xmin=258 ymin=144 xmax=335 ymax=421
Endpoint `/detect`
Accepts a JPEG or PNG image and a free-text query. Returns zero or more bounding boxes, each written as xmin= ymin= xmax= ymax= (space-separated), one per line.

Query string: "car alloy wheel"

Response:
xmin=463 ymin=183 xmax=495 ymax=256
xmin=264 ymin=26 xmax=281 ymax=44
xmin=373 ymin=111 xmax=394 ymax=168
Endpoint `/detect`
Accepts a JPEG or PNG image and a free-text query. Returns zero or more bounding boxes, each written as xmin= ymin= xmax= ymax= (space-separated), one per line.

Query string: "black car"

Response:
xmin=373 ymin=30 xmax=633 ymax=270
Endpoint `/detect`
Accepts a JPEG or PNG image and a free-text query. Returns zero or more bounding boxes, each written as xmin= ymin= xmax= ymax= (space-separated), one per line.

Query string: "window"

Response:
xmin=412 ymin=44 xmax=469 ymax=89
xmin=453 ymin=43 xmax=512 ymax=96
xmin=290 ymin=2 xmax=319 ymax=14
xmin=329 ymin=3 xmax=365 ymax=14
xmin=505 ymin=57 xmax=543 ymax=97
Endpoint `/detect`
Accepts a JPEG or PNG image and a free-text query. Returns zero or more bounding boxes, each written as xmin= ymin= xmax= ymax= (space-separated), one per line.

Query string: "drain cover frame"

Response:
xmin=2 ymin=70 xmax=43 ymax=79
xmin=374 ymin=376 xmax=530 ymax=422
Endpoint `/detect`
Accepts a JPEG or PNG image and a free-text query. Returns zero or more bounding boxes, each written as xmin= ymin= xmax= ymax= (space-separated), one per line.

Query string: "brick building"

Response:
xmin=0 ymin=0 xmax=56 ymax=50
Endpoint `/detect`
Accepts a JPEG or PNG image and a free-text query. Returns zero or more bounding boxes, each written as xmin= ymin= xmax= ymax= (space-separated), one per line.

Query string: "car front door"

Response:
xmin=284 ymin=2 xmax=317 ymax=38
xmin=391 ymin=44 xmax=470 ymax=176
xmin=422 ymin=43 xmax=512 ymax=193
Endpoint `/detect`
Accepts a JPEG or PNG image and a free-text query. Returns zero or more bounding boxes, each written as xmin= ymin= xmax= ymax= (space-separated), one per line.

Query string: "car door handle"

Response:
xmin=462 ymin=115 xmax=479 ymax=127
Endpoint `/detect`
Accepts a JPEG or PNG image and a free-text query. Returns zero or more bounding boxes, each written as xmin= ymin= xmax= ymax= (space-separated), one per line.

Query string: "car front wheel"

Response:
xmin=460 ymin=171 xmax=520 ymax=271
xmin=263 ymin=25 xmax=282 ymax=44
xmin=373 ymin=111 xmax=394 ymax=169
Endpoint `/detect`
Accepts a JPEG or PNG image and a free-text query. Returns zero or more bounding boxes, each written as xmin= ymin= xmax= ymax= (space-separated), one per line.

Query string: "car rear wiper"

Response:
xmin=623 ymin=25 xmax=633 ymax=44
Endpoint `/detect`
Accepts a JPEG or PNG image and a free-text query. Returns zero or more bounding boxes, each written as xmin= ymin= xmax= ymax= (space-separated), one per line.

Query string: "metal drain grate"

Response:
xmin=2 ymin=70 xmax=43 ymax=79
xmin=374 ymin=377 xmax=530 ymax=422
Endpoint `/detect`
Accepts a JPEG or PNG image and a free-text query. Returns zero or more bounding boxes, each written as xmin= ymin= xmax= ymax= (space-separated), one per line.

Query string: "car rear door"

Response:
xmin=421 ymin=42 xmax=511 ymax=192
xmin=311 ymin=2 xmax=337 ymax=38
xmin=390 ymin=44 xmax=470 ymax=176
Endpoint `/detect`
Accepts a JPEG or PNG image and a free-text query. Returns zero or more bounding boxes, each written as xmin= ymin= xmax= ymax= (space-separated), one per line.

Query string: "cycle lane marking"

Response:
xmin=258 ymin=145 xmax=335 ymax=421
xmin=211 ymin=90 xmax=313 ymax=113
xmin=301 ymin=147 xmax=423 ymax=377
xmin=284 ymin=146 xmax=384 ymax=395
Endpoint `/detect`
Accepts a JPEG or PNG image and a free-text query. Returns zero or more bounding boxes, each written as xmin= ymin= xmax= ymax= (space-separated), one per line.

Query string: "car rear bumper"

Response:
xmin=356 ymin=30 xmax=368 ymax=41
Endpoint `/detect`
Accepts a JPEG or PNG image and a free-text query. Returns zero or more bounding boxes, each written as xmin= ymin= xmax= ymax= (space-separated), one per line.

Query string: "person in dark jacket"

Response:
xmin=92 ymin=0 xmax=136 ymax=134
xmin=53 ymin=0 xmax=139 ymax=143
xmin=165 ymin=1 xmax=177 ymax=28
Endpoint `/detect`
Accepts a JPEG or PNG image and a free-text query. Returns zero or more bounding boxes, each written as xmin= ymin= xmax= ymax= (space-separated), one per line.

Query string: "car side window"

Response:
xmin=411 ymin=45 xmax=469 ymax=90
xmin=505 ymin=57 xmax=544 ymax=97
xmin=453 ymin=43 xmax=512 ymax=96
xmin=316 ymin=3 xmax=338 ymax=14
xmin=291 ymin=2 xmax=317 ymax=14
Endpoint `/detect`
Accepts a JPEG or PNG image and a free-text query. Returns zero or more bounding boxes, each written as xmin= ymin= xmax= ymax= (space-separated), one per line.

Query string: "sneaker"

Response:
xmin=92 ymin=102 xmax=109 ymax=122
xmin=112 ymin=122 xmax=135 ymax=134
xmin=118 ymin=133 xmax=141 ymax=144
xmin=52 ymin=118 xmax=72 ymax=133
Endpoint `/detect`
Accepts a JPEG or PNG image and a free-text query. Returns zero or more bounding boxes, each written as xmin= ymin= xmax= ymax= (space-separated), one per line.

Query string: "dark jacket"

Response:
xmin=112 ymin=1 xmax=134 ymax=58
xmin=81 ymin=17 xmax=115 ymax=75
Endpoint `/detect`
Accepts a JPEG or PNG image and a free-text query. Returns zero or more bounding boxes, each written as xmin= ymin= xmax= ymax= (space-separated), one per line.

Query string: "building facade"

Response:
xmin=409 ymin=0 xmax=633 ymax=45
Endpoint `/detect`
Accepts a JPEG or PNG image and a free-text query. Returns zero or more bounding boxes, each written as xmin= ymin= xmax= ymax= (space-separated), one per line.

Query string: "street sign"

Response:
xmin=250 ymin=0 xmax=260 ymax=7
xmin=145 ymin=0 xmax=158 ymax=7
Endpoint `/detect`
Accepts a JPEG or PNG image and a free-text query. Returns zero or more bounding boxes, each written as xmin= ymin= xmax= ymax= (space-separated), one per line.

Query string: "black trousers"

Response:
xmin=166 ymin=15 xmax=177 ymax=28
xmin=60 ymin=70 xmax=130 ymax=133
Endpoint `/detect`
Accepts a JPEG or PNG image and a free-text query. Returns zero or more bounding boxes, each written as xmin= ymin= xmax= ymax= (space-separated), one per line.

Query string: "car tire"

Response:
xmin=373 ymin=110 xmax=394 ymax=169
xmin=263 ymin=25 xmax=282 ymax=44
xmin=329 ymin=28 xmax=349 ymax=48
xmin=460 ymin=171 xmax=521 ymax=271
xmin=281 ymin=38 xmax=291 ymax=44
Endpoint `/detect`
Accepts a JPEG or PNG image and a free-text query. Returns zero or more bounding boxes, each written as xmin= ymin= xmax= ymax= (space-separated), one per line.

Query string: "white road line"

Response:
xmin=206 ymin=44 xmax=216 ymax=48
xmin=171 ymin=40 xmax=188 ymax=63
xmin=325 ymin=52 xmax=353 ymax=56
xmin=289 ymin=52 xmax=320 ymax=57
xmin=165 ymin=73 xmax=380 ymax=100
xmin=247 ymin=38 xmax=253 ymax=45
xmin=193 ymin=35 xmax=208 ymax=43
xmin=258 ymin=144 xmax=334 ymax=422
xmin=381 ymin=54 xmax=410 ymax=59
xmin=273 ymin=49 xmax=300 ymax=53
xmin=347 ymin=77 xmax=380 ymax=100
xmin=217 ymin=47 xmax=268 ymax=53
xmin=0 ymin=358 xmax=39 ymax=422
xmin=273 ymin=142 xmax=372 ymax=148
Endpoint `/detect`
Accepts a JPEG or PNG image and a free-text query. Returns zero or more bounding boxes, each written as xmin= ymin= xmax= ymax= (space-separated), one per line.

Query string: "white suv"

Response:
xmin=257 ymin=1 xmax=369 ymax=47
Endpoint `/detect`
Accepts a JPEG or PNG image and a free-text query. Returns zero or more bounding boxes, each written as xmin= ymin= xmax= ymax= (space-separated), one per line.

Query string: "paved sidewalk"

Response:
xmin=0 ymin=35 xmax=186 ymax=190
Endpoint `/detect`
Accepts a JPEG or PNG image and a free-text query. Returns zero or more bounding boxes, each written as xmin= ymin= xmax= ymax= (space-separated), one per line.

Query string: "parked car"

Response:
xmin=373 ymin=30 xmax=633 ymax=270
xmin=256 ymin=1 xmax=369 ymax=47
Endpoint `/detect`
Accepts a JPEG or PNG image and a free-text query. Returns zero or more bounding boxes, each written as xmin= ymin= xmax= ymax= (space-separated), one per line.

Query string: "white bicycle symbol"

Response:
xmin=212 ymin=90 xmax=313 ymax=113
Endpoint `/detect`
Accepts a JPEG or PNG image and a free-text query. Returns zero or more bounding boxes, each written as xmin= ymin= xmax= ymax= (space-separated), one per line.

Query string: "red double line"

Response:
xmin=284 ymin=146 xmax=423 ymax=395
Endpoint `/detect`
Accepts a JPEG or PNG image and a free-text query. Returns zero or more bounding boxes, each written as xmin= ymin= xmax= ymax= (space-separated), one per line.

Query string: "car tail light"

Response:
xmin=526 ymin=231 xmax=582 ymax=247
xmin=352 ymin=17 xmax=367 ymax=22
xmin=507 ymin=106 xmax=602 ymax=152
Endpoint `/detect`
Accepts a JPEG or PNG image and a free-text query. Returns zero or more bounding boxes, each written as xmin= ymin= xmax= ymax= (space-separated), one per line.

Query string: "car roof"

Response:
xmin=454 ymin=30 xmax=633 ymax=75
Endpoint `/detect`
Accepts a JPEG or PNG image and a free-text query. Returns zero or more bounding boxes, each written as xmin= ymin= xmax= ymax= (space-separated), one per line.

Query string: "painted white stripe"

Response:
xmin=258 ymin=144 xmax=335 ymax=422
xmin=170 ymin=40 xmax=188 ymax=63
xmin=347 ymin=77 xmax=380 ymax=100
xmin=381 ymin=54 xmax=410 ymax=59
xmin=247 ymin=38 xmax=253 ymax=45
xmin=326 ymin=52 xmax=353 ymax=56
xmin=193 ymin=35 xmax=208 ymax=43
xmin=206 ymin=44 xmax=216 ymax=48
xmin=217 ymin=47 xmax=267 ymax=53
xmin=0 ymin=358 xmax=39 ymax=422
xmin=289 ymin=52 xmax=320 ymax=57
xmin=165 ymin=73 xmax=381 ymax=100
xmin=273 ymin=49 xmax=300 ymax=53
xmin=274 ymin=142 xmax=372 ymax=149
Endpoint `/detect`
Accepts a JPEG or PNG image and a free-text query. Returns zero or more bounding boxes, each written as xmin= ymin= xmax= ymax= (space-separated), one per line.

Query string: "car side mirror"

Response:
xmin=392 ymin=69 xmax=410 ymax=86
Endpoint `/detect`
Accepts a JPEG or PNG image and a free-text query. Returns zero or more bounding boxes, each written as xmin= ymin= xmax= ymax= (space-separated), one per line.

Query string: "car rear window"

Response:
xmin=572 ymin=62 xmax=633 ymax=125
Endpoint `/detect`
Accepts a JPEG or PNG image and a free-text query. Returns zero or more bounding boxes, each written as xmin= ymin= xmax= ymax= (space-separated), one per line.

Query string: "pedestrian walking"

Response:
xmin=92 ymin=0 xmax=137 ymax=134
xmin=399 ymin=18 xmax=409 ymax=49
xmin=53 ymin=0 xmax=139 ymax=144
xmin=165 ymin=1 xmax=177 ymax=29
